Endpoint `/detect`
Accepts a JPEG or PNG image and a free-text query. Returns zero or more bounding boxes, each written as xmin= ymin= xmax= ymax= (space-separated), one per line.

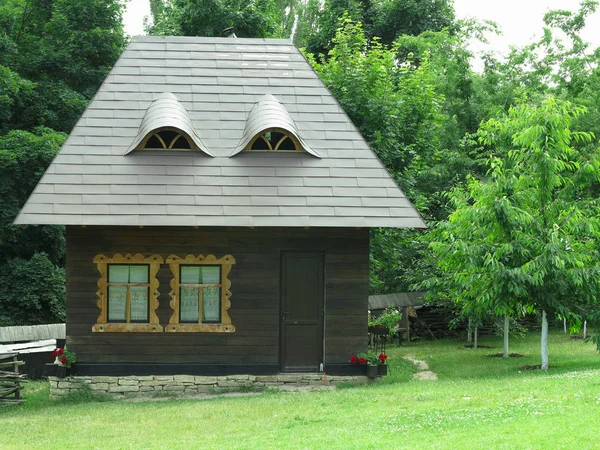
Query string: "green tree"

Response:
xmin=148 ymin=0 xmax=285 ymax=38
xmin=427 ymin=98 xmax=600 ymax=369
xmin=0 ymin=0 xmax=126 ymax=133
xmin=0 ymin=128 xmax=66 ymax=266
xmin=298 ymin=0 xmax=455 ymax=55
xmin=0 ymin=253 xmax=66 ymax=326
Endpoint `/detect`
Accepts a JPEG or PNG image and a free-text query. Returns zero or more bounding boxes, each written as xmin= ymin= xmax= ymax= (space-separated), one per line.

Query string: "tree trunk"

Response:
xmin=503 ymin=315 xmax=510 ymax=358
xmin=541 ymin=310 xmax=549 ymax=370
xmin=467 ymin=317 xmax=472 ymax=342
xmin=473 ymin=327 xmax=478 ymax=349
xmin=583 ymin=321 xmax=587 ymax=339
xmin=563 ymin=318 xmax=567 ymax=333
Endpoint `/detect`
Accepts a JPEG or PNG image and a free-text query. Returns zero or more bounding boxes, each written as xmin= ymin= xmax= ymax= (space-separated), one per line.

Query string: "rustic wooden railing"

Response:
xmin=0 ymin=354 xmax=27 ymax=404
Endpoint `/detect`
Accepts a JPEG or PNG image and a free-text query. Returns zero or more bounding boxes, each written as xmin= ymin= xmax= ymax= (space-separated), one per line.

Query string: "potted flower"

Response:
xmin=52 ymin=348 xmax=76 ymax=378
xmin=357 ymin=351 xmax=379 ymax=378
xmin=369 ymin=307 xmax=401 ymax=336
xmin=378 ymin=353 xmax=388 ymax=376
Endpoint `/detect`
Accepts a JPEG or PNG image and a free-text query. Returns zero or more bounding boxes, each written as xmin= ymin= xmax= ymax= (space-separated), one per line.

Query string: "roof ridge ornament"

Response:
xmin=125 ymin=93 xmax=213 ymax=156
xmin=230 ymin=94 xmax=321 ymax=158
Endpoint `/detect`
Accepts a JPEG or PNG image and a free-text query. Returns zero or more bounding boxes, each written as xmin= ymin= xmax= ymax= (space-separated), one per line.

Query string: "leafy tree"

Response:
xmin=0 ymin=128 xmax=66 ymax=266
xmin=0 ymin=253 xmax=66 ymax=326
xmin=0 ymin=0 xmax=126 ymax=132
xmin=299 ymin=0 xmax=455 ymax=55
xmin=148 ymin=0 xmax=285 ymax=38
xmin=426 ymin=98 xmax=600 ymax=369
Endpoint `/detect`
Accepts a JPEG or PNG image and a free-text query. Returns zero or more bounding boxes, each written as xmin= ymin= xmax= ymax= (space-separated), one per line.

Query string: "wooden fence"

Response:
xmin=0 ymin=354 xmax=26 ymax=404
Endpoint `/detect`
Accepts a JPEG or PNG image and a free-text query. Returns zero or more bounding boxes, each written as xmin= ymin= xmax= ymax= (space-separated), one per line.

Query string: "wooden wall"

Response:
xmin=66 ymin=226 xmax=369 ymax=369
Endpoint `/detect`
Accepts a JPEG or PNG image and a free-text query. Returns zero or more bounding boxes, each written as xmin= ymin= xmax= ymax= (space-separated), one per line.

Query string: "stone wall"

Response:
xmin=49 ymin=374 xmax=370 ymax=399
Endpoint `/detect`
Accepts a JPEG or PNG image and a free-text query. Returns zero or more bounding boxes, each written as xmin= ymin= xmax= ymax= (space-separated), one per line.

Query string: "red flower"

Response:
xmin=52 ymin=349 xmax=57 ymax=358
xmin=350 ymin=356 xmax=359 ymax=365
xmin=57 ymin=348 xmax=64 ymax=356
xmin=378 ymin=353 xmax=388 ymax=363
xmin=359 ymin=357 xmax=367 ymax=365
xmin=60 ymin=356 xmax=67 ymax=365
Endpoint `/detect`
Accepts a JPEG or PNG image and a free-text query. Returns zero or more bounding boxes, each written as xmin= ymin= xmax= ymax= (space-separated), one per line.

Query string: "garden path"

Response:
xmin=403 ymin=355 xmax=438 ymax=381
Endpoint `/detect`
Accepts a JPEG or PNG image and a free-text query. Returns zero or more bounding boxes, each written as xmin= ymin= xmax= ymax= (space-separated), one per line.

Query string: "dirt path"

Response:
xmin=403 ymin=355 xmax=438 ymax=381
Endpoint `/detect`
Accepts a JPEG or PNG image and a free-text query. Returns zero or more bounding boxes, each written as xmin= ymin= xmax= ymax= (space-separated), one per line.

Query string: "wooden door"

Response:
xmin=280 ymin=252 xmax=324 ymax=371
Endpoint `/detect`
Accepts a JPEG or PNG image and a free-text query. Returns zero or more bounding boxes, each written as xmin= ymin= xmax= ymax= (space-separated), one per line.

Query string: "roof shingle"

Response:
xmin=15 ymin=36 xmax=426 ymax=229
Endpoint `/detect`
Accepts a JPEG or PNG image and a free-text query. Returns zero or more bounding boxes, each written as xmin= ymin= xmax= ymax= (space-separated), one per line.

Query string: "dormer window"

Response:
xmin=125 ymin=93 xmax=213 ymax=157
xmin=138 ymin=127 xmax=196 ymax=150
xmin=231 ymin=94 xmax=321 ymax=158
xmin=247 ymin=128 xmax=301 ymax=152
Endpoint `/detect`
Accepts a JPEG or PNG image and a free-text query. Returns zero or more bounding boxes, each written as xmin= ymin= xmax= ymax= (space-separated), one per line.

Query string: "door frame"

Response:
xmin=279 ymin=251 xmax=325 ymax=372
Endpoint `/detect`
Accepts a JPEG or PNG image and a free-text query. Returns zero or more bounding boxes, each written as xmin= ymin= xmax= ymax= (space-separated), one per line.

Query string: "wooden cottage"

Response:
xmin=16 ymin=37 xmax=425 ymax=380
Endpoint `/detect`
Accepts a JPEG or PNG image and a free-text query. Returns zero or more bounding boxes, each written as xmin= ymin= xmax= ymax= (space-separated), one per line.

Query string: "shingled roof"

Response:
xmin=15 ymin=36 xmax=426 ymax=228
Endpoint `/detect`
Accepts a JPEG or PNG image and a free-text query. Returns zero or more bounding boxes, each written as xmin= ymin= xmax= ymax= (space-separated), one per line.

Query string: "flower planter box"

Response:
xmin=368 ymin=326 xmax=389 ymax=336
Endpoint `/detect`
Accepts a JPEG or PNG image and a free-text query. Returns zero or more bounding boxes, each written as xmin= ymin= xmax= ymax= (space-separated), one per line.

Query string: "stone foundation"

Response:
xmin=48 ymin=373 xmax=370 ymax=400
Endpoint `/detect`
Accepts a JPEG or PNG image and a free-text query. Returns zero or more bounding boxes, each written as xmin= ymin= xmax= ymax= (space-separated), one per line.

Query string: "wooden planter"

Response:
xmin=378 ymin=364 xmax=388 ymax=377
xmin=368 ymin=326 xmax=389 ymax=336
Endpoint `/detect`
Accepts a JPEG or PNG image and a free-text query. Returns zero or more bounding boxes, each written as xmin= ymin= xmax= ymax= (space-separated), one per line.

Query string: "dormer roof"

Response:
xmin=231 ymin=94 xmax=319 ymax=157
xmin=15 ymin=36 xmax=426 ymax=229
xmin=126 ymin=93 xmax=211 ymax=156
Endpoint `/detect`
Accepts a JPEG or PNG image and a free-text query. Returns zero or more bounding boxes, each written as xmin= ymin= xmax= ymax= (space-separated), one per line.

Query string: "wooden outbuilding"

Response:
xmin=16 ymin=36 xmax=425 ymax=377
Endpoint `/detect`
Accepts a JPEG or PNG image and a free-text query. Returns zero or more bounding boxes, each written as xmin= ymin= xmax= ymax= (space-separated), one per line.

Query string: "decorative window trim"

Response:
xmin=92 ymin=253 xmax=164 ymax=333
xmin=135 ymin=127 xmax=198 ymax=151
xmin=245 ymin=127 xmax=304 ymax=153
xmin=166 ymin=254 xmax=236 ymax=333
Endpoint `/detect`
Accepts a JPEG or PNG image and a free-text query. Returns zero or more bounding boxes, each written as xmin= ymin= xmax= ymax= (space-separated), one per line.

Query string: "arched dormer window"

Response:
xmin=231 ymin=94 xmax=320 ymax=158
xmin=138 ymin=127 xmax=196 ymax=150
xmin=125 ymin=93 xmax=213 ymax=157
xmin=247 ymin=128 xmax=301 ymax=152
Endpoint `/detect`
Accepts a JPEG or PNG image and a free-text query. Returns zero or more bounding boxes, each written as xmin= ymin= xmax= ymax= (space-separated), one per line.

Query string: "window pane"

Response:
xmin=108 ymin=285 xmax=127 ymax=321
xmin=202 ymin=287 xmax=220 ymax=322
xmin=109 ymin=265 xmax=129 ymax=283
xmin=130 ymin=286 xmax=148 ymax=321
xmin=181 ymin=266 xmax=201 ymax=284
xmin=129 ymin=265 xmax=148 ymax=283
xmin=201 ymin=266 xmax=220 ymax=284
xmin=180 ymin=286 xmax=199 ymax=322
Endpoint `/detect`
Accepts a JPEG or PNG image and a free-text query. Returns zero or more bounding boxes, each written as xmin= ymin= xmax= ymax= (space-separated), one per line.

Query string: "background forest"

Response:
xmin=1 ymin=1 xmax=599 ymax=341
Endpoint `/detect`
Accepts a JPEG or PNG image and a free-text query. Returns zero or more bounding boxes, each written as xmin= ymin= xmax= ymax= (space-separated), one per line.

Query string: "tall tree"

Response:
xmin=298 ymin=0 xmax=455 ymax=55
xmin=0 ymin=0 xmax=126 ymax=133
xmin=427 ymin=98 xmax=600 ymax=369
xmin=0 ymin=0 xmax=126 ymax=325
xmin=147 ymin=0 xmax=286 ymax=38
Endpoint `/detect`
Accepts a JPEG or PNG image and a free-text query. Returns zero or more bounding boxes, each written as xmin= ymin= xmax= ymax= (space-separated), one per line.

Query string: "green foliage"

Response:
xmin=0 ymin=128 xmax=66 ymax=265
xmin=0 ymin=0 xmax=126 ymax=132
xmin=0 ymin=252 xmax=66 ymax=326
xmin=424 ymin=97 xmax=600 ymax=359
xmin=298 ymin=0 xmax=455 ymax=55
xmin=148 ymin=0 xmax=285 ymax=38
xmin=357 ymin=349 xmax=379 ymax=366
xmin=369 ymin=307 xmax=401 ymax=335
xmin=61 ymin=348 xmax=77 ymax=368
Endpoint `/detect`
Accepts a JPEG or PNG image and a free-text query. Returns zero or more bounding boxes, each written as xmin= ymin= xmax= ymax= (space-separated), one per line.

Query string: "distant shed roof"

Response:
xmin=368 ymin=292 xmax=424 ymax=311
xmin=16 ymin=36 xmax=426 ymax=229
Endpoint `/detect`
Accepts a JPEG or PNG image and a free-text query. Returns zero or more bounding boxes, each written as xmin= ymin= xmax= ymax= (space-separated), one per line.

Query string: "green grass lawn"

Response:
xmin=2 ymin=331 xmax=600 ymax=449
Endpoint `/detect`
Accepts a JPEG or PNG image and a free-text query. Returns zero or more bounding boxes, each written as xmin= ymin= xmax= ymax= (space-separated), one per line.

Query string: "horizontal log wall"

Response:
xmin=66 ymin=226 xmax=369 ymax=369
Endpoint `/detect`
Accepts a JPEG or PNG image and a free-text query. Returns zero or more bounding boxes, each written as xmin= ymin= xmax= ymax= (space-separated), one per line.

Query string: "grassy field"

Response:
xmin=1 ymin=331 xmax=599 ymax=449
